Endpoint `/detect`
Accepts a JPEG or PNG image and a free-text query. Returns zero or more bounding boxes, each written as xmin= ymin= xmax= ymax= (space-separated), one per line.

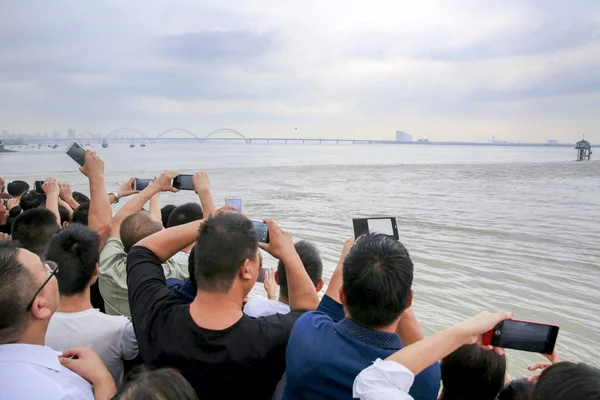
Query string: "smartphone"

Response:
xmin=134 ymin=179 xmax=154 ymax=191
xmin=257 ymin=268 xmax=269 ymax=284
xmin=353 ymin=217 xmax=399 ymax=240
xmin=172 ymin=175 xmax=195 ymax=191
xmin=225 ymin=197 xmax=242 ymax=212
xmin=66 ymin=142 xmax=86 ymax=167
xmin=252 ymin=220 xmax=270 ymax=244
xmin=2 ymin=199 xmax=7 ymax=208
xmin=34 ymin=181 xmax=44 ymax=194
xmin=482 ymin=320 xmax=559 ymax=354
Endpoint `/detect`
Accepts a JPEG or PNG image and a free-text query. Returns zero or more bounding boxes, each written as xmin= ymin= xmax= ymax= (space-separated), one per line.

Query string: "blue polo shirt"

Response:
xmin=284 ymin=295 xmax=441 ymax=400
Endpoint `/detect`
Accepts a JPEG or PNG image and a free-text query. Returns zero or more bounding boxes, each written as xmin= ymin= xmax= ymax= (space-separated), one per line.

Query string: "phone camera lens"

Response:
xmin=494 ymin=330 xmax=501 ymax=336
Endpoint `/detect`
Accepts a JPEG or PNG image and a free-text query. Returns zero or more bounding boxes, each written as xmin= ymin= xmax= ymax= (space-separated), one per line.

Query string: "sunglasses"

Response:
xmin=25 ymin=261 xmax=59 ymax=311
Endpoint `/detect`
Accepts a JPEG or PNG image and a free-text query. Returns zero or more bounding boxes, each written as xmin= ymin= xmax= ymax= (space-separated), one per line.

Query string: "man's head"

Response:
xmin=0 ymin=241 xmax=59 ymax=344
xmin=11 ymin=209 xmax=61 ymax=259
xmin=120 ymin=211 xmax=163 ymax=253
xmin=161 ymin=204 xmax=177 ymax=229
xmin=167 ymin=203 xmax=203 ymax=228
xmin=534 ymin=362 xmax=600 ymax=400
xmin=72 ymin=191 xmax=90 ymax=204
xmin=195 ymin=212 xmax=259 ymax=294
xmin=71 ymin=202 xmax=90 ymax=226
xmin=276 ymin=241 xmax=324 ymax=297
xmin=19 ymin=190 xmax=45 ymax=211
xmin=45 ymin=224 xmax=100 ymax=297
xmin=7 ymin=180 xmax=29 ymax=198
xmin=341 ymin=234 xmax=414 ymax=329
xmin=40 ymin=201 xmax=72 ymax=228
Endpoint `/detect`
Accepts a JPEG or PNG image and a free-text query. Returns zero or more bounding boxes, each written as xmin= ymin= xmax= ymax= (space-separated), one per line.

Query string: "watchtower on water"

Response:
xmin=575 ymin=136 xmax=592 ymax=161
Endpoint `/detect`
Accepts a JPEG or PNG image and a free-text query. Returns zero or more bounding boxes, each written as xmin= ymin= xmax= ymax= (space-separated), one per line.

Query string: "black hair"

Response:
xmin=115 ymin=367 xmax=198 ymax=400
xmin=7 ymin=181 xmax=29 ymax=197
xmin=167 ymin=203 xmax=203 ymax=228
xmin=45 ymin=224 xmax=100 ymax=296
xmin=120 ymin=211 xmax=163 ymax=253
xmin=188 ymin=246 xmax=197 ymax=289
xmin=11 ymin=208 xmax=60 ymax=259
xmin=496 ymin=378 xmax=534 ymax=400
xmin=19 ymin=190 xmax=46 ymax=211
xmin=534 ymin=362 xmax=600 ymax=400
xmin=0 ymin=241 xmax=36 ymax=344
xmin=195 ymin=212 xmax=257 ymax=292
xmin=277 ymin=240 xmax=323 ymax=297
xmin=40 ymin=201 xmax=71 ymax=226
xmin=342 ymin=234 xmax=413 ymax=328
xmin=161 ymin=204 xmax=177 ymax=229
xmin=71 ymin=202 xmax=89 ymax=226
xmin=72 ymin=191 xmax=90 ymax=204
xmin=440 ymin=344 xmax=506 ymax=400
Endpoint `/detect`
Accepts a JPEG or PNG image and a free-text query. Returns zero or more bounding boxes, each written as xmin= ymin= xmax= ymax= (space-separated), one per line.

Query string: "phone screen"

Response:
xmin=252 ymin=221 xmax=269 ymax=243
xmin=34 ymin=181 xmax=44 ymax=194
xmin=257 ymin=267 xmax=268 ymax=283
xmin=225 ymin=198 xmax=242 ymax=212
xmin=353 ymin=217 xmax=399 ymax=240
xmin=135 ymin=179 xmax=154 ymax=191
xmin=492 ymin=320 xmax=559 ymax=354
xmin=172 ymin=175 xmax=195 ymax=191
xmin=66 ymin=142 xmax=86 ymax=167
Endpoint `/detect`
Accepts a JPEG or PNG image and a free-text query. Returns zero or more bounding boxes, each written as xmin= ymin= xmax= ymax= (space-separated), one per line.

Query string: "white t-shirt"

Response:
xmin=243 ymin=295 xmax=291 ymax=318
xmin=353 ymin=358 xmax=415 ymax=400
xmin=45 ymin=309 xmax=138 ymax=388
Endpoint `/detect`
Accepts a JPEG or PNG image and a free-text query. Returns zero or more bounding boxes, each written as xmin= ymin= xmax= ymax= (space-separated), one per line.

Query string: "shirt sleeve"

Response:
xmin=353 ymin=359 xmax=415 ymax=400
xmin=317 ymin=294 xmax=345 ymax=322
xmin=120 ymin=320 xmax=139 ymax=361
xmin=99 ymin=238 xmax=126 ymax=274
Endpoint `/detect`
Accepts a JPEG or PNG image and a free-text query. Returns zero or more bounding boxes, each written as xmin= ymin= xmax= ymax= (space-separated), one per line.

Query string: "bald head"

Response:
xmin=120 ymin=211 xmax=163 ymax=253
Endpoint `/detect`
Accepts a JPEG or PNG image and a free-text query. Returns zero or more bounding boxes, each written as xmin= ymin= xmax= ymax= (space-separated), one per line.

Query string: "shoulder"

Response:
xmin=243 ymin=296 xmax=272 ymax=317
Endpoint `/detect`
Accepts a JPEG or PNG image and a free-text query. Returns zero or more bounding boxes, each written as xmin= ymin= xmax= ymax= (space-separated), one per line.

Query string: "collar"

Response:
xmin=0 ymin=344 xmax=63 ymax=372
xmin=336 ymin=318 xmax=403 ymax=350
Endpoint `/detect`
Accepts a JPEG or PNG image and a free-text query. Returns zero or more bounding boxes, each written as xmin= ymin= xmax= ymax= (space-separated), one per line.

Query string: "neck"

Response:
xmin=57 ymin=288 xmax=93 ymax=313
xmin=17 ymin=323 xmax=48 ymax=346
xmin=190 ymin=290 xmax=244 ymax=330
xmin=277 ymin=294 xmax=289 ymax=305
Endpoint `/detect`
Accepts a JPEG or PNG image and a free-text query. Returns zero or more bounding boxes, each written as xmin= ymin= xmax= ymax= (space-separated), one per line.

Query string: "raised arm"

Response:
xmin=259 ymin=219 xmax=319 ymax=312
xmin=136 ymin=218 xmax=202 ymax=262
xmin=395 ymin=307 xmax=424 ymax=346
xmin=193 ymin=171 xmax=217 ymax=218
xmin=42 ymin=177 xmax=61 ymax=226
xmin=148 ymin=191 xmax=161 ymax=223
xmin=80 ymin=151 xmax=112 ymax=249
xmin=108 ymin=178 xmax=138 ymax=205
xmin=59 ymin=183 xmax=80 ymax=211
xmin=325 ymin=238 xmax=355 ymax=303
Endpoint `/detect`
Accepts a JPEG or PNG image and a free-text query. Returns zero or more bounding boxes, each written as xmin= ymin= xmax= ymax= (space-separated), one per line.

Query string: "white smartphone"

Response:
xmin=225 ymin=197 xmax=242 ymax=212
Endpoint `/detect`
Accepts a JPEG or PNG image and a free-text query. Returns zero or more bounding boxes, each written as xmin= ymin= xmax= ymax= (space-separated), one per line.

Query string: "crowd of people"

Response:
xmin=0 ymin=150 xmax=598 ymax=400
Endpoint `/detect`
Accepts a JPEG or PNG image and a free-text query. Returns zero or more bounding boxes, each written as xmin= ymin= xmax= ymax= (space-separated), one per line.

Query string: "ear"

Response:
xmin=239 ymin=258 xmax=254 ymax=281
xmin=30 ymin=297 xmax=53 ymax=321
xmin=406 ymin=289 xmax=414 ymax=310
xmin=315 ymin=279 xmax=324 ymax=293
xmin=62 ymin=221 xmax=69 ymax=228
xmin=274 ymin=270 xmax=280 ymax=285
xmin=339 ymin=286 xmax=347 ymax=306
xmin=89 ymin=264 xmax=100 ymax=285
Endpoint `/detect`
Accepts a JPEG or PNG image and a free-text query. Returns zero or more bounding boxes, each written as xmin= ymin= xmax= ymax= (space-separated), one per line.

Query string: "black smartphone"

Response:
xmin=66 ymin=142 xmax=86 ymax=166
xmin=34 ymin=181 xmax=44 ymax=194
xmin=353 ymin=217 xmax=399 ymax=240
xmin=484 ymin=320 xmax=560 ymax=354
xmin=2 ymin=199 xmax=7 ymax=208
xmin=252 ymin=220 xmax=270 ymax=244
xmin=134 ymin=179 xmax=154 ymax=191
xmin=172 ymin=175 xmax=195 ymax=191
xmin=225 ymin=197 xmax=242 ymax=212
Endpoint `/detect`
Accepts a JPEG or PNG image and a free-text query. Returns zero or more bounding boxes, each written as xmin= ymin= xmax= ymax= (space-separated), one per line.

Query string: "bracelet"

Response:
xmin=109 ymin=192 xmax=120 ymax=203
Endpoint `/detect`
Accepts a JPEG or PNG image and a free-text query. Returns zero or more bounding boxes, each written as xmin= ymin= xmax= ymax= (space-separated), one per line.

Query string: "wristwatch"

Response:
xmin=109 ymin=192 xmax=120 ymax=203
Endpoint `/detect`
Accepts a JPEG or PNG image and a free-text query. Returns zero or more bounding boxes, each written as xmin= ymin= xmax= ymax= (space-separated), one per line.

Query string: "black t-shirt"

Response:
xmin=127 ymin=246 xmax=303 ymax=400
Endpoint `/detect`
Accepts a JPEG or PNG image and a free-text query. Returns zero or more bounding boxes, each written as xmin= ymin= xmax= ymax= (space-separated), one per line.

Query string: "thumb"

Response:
xmin=258 ymin=242 xmax=268 ymax=251
xmin=79 ymin=167 xmax=84 ymax=174
xmin=58 ymin=357 xmax=75 ymax=369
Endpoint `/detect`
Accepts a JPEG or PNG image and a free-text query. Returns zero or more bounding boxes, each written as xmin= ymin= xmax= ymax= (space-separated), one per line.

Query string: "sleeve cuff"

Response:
xmin=353 ymin=359 xmax=415 ymax=400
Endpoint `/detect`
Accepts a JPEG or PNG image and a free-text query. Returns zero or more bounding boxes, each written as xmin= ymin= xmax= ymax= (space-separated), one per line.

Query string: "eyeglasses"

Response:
xmin=25 ymin=261 xmax=59 ymax=311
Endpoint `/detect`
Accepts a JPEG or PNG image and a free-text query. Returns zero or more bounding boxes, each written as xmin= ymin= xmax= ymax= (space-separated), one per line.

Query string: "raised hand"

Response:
xmin=264 ymin=268 xmax=277 ymax=300
xmin=59 ymin=183 xmax=74 ymax=200
xmin=155 ymin=171 xmax=181 ymax=193
xmin=42 ymin=177 xmax=60 ymax=198
xmin=116 ymin=177 xmax=138 ymax=198
xmin=193 ymin=171 xmax=211 ymax=194
xmin=79 ymin=150 xmax=104 ymax=180
xmin=258 ymin=219 xmax=296 ymax=262
xmin=458 ymin=311 xmax=513 ymax=348
xmin=338 ymin=238 xmax=356 ymax=265
xmin=527 ymin=350 xmax=560 ymax=382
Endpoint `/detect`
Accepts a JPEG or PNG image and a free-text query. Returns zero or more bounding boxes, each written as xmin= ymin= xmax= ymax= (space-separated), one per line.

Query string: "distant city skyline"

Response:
xmin=0 ymin=1 xmax=599 ymax=143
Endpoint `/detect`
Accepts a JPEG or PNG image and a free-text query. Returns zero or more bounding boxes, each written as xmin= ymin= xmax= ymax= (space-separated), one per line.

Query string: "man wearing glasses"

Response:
xmin=0 ymin=241 xmax=116 ymax=400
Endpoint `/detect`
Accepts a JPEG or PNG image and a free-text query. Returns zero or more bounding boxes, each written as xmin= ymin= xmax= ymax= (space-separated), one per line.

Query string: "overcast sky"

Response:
xmin=1 ymin=0 xmax=599 ymax=141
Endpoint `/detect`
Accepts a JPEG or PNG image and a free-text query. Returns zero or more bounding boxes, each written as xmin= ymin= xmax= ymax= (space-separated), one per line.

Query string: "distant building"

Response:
xmin=395 ymin=130 xmax=413 ymax=142
xmin=53 ymin=131 xmax=61 ymax=139
xmin=548 ymin=139 xmax=558 ymax=144
xmin=67 ymin=128 xmax=76 ymax=139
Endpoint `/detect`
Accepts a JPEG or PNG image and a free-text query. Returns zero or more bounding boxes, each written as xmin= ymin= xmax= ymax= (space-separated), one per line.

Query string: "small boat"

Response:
xmin=102 ymin=139 xmax=108 ymax=148
xmin=140 ymin=143 xmax=146 ymax=147
xmin=130 ymin=144 xmax=135 ymax=148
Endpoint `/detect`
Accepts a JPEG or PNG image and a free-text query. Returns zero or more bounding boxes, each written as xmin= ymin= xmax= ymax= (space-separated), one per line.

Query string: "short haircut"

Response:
xmin=120 ymin=211 xmax=163 ymax=253
xmin=0 ymin=193 xmax=12 ymax=200
xmin=441 ymin=344 xmax=506 ymax=400
xmin=161 ymin=204 xmax=177 ymax=229
xmin=0 ymin=241 xmax=35 ymax=344
xmin=497 ymin=378 xmax=534 ymax=400
xmin=40 ymin=201 xmax=71 ymax=226
xmin=71 ymin=202 xmax=89 ymax=226
xmin=167 ymin=203 xmax=203 ymax=228
xmin=19 ymin=191 xmax=46 ymax=211
xmin=72 ymin=191 xmax=90 ymax=204
xmin=342 ymin=234 xmax=414 ymax=328
xmin=7 ymin=181 xmax=29 ymax=197
xmin=115 ymin=367 xmax=197 ymax=400
xmin=277 ymin=241 xmax=323 ymax=297
xmin=195 ymin=212 xmax=257 ymax=292
xmin=534 ymin=362 xmax=600 ymax=400
xmin=188 ymin=246 xmax=197 ymax=289
xmin=11 ymin=209 xmax=60 ymax=259
xmin=45 ymin=224 xmax=100 ymax=296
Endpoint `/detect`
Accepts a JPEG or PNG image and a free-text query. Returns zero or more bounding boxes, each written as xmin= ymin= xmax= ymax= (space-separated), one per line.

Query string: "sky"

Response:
xmin=1 ymin=0 xmax=599 ymax=142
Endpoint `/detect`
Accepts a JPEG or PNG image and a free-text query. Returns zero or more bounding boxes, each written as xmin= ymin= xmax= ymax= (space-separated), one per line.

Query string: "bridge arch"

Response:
xmin=156 ymin=128 xmax=201 ymax=140
xmin=104 ymin=128 xmax=149 ymax=139
xmin=205 ymin=129 xmax=247 ymax=141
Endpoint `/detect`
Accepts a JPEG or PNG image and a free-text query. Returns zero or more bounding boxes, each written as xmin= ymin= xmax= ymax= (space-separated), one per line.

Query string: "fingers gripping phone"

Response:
xmin=134 ymin=179 xmax=155 ymax=191
xmin=482 ymin=320 xmax=559 ymax=354
xmin=172 ymin=175 xmax=195 ymax=191
xmin=66 ymin=142 xmax=86 ymax=167
xmin=252 ymin=221 xmax=270 ymax=244
xmin=225 ymin=197 xmax=242 ymax=212
xmin=352 ymin=217 xmax=399 ymax=240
